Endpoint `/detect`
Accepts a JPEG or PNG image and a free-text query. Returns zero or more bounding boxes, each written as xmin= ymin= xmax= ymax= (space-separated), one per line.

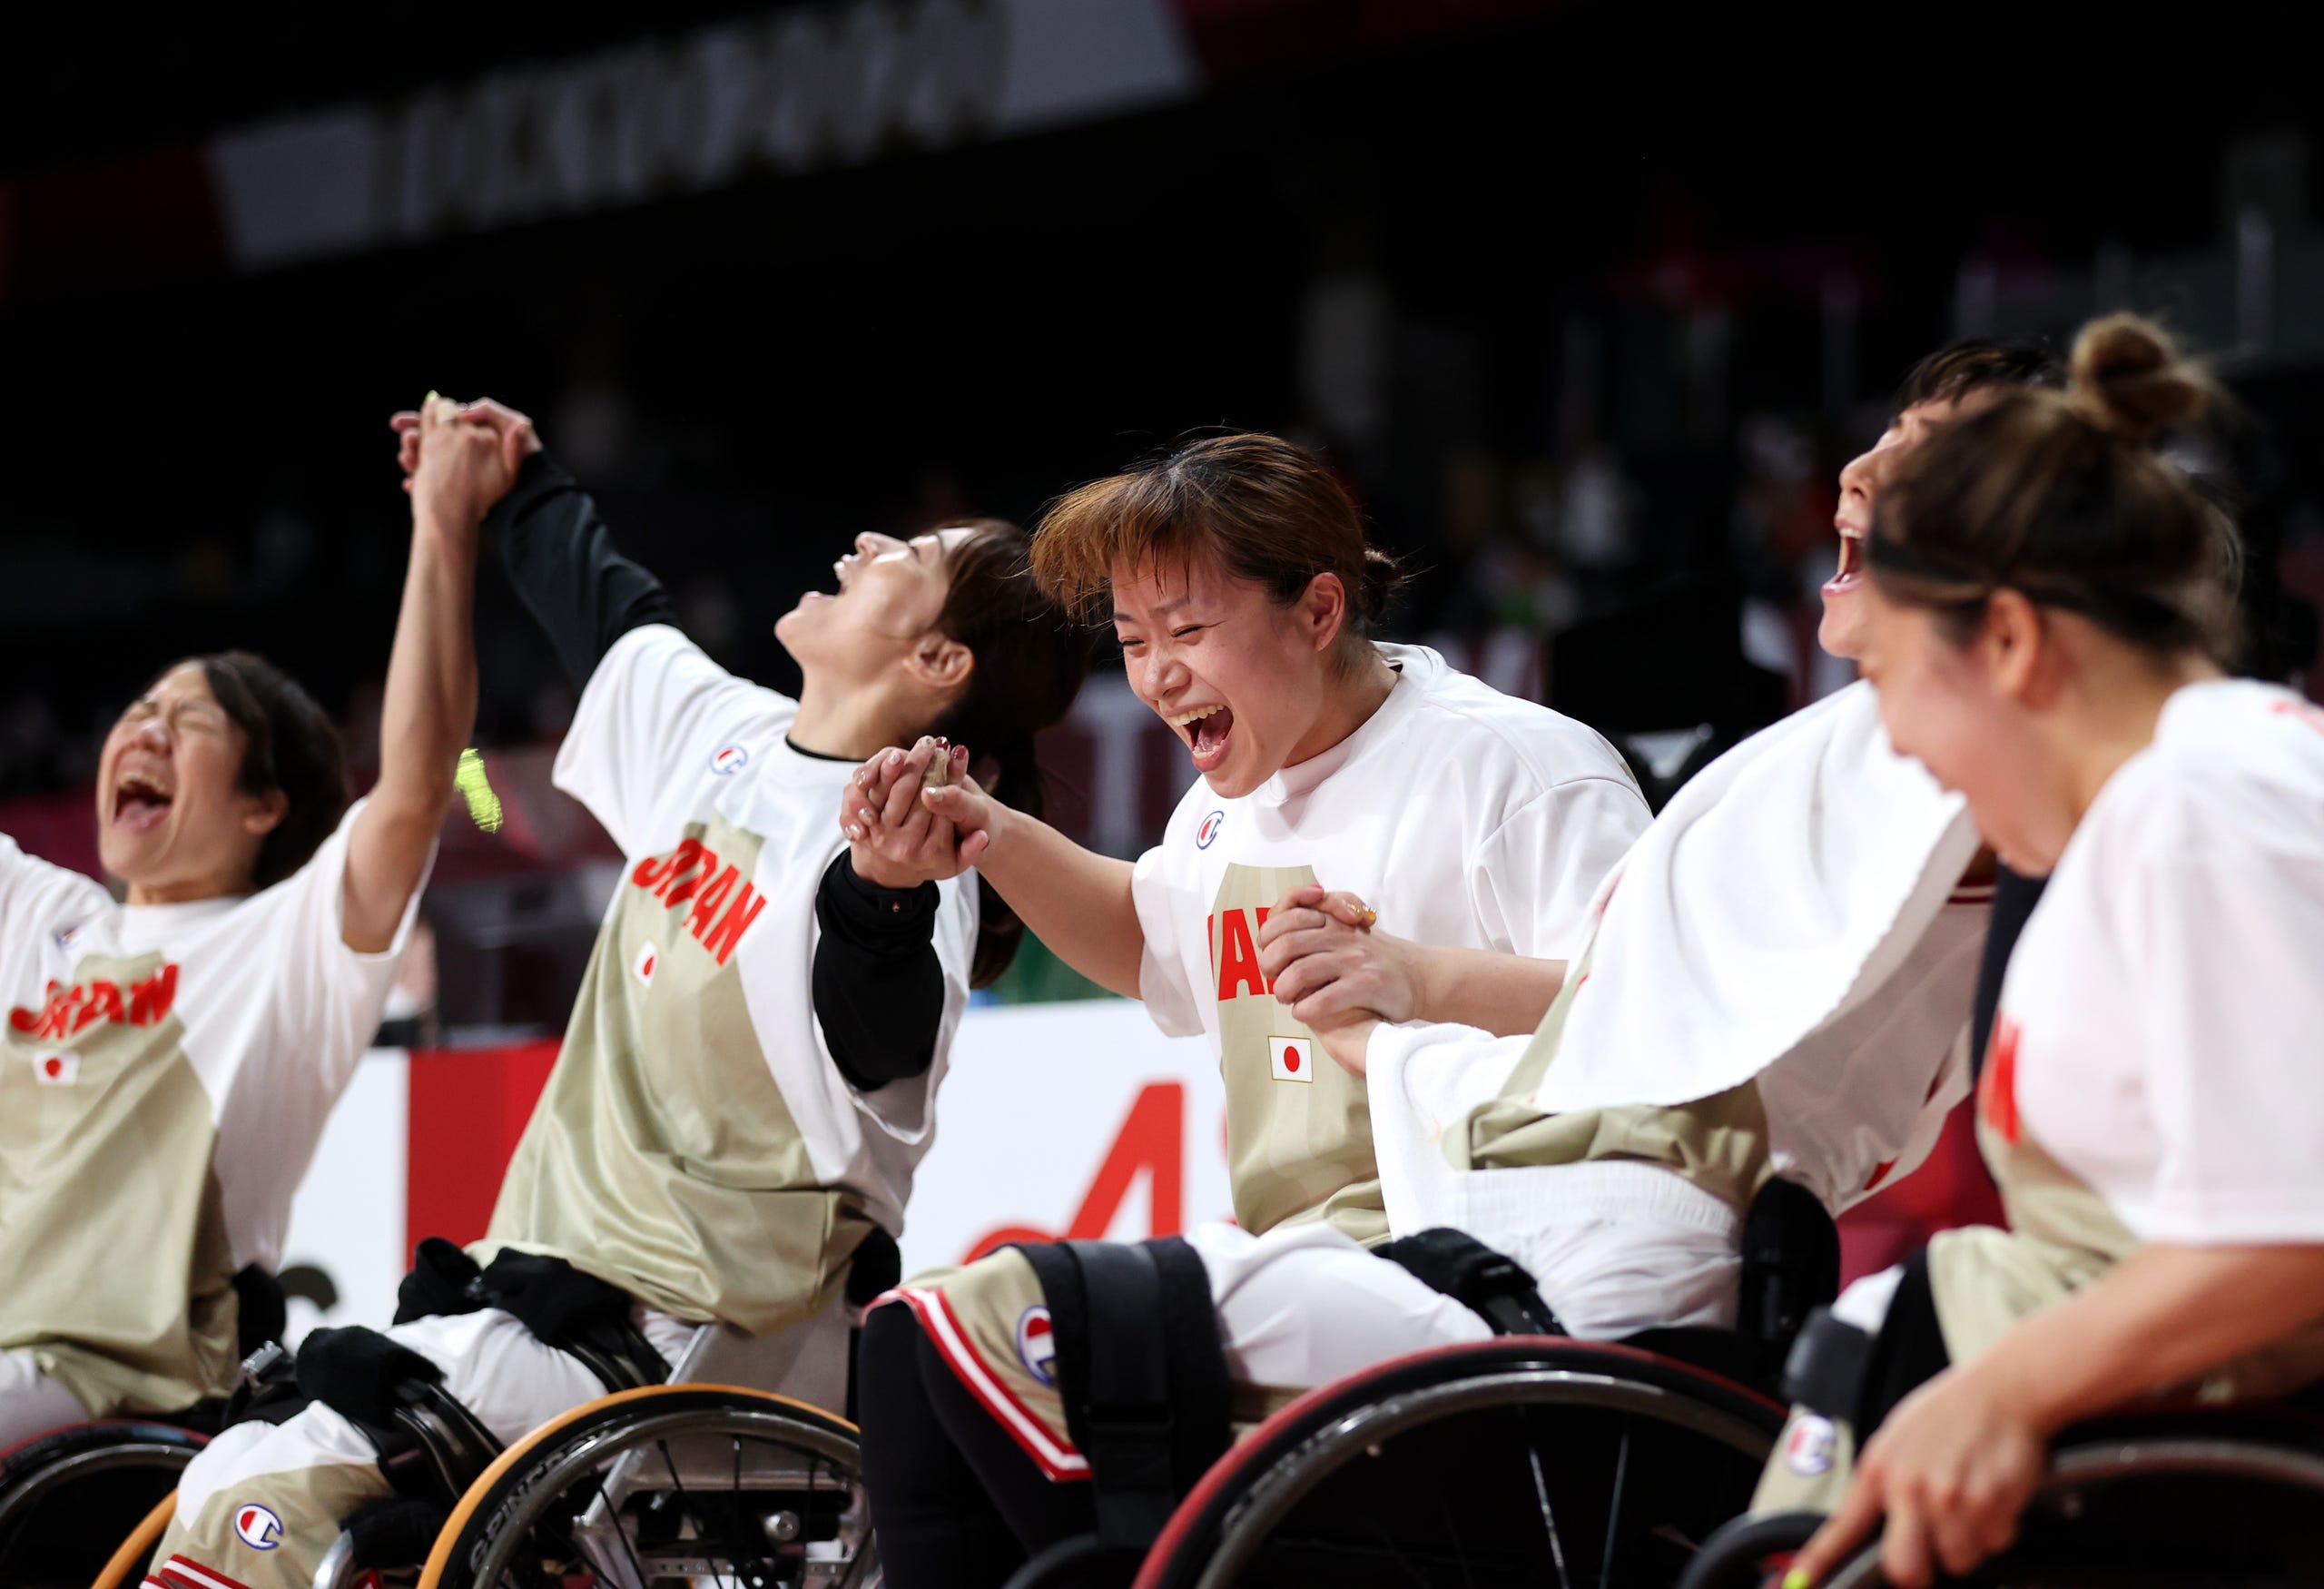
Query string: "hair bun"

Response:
xmin=1355 ymin=545 xmax=1403 ymax=624
xmin=2066 ymin=312 xmax=2211 ymax=447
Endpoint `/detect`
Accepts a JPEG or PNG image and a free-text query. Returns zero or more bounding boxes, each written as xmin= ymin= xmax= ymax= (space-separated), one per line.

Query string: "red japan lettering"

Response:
xmin=84 ymin=980 xmax=125 ymax=1026
xmin=129 ymin=962 xmax=180 ymax=1026
xmin=640 ymin=838 xmax=704 ymax=899
xmin=7 ymin=980 xmax=61 ymax=1033
xmin=1216 ymin=907 xmax=1266 ymax=1002
xmin=685 ymin=865 xmax=741 ymax=939
xmin=665 ymin=844 xmax=723 ymax=909
xmin=699 ymin=882 xmax=766 ymax=965
xmin=1980 ymin=1015 xmax=2022 ymax=1146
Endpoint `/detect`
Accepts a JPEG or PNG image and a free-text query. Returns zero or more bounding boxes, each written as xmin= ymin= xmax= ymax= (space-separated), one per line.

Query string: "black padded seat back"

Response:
xmin=232 ymin=1265 xmax=288 ymax=1358
xmin=1736 ymin=1178 xmax=1839 ymax=1380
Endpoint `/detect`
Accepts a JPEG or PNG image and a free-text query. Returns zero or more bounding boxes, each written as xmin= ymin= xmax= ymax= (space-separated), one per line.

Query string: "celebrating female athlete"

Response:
xmin=1770 ymin=317 xmax=2324 ymax=1587
xmin=148 ymin=400 xmax=1088 ymax=1589
xmin=852 ymin=430 xmax=1651 ymax=1586
xmin=0 ymin=399 xmax=481 ymax=1443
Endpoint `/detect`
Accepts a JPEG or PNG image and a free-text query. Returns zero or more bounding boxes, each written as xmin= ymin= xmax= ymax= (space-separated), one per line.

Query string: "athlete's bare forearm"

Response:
xmin=974 ymin=814 xmax=1144 ymax=999
xmin=1410 ymin=944 xmax=1566 ymax=1037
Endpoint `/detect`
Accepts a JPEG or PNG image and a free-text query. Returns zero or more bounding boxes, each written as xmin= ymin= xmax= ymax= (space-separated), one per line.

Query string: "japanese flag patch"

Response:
xmin=33 ymin=1052 xmax=77 ymax=1086
xmin=1268 ymin=1035 xmax=1314 ymax=1083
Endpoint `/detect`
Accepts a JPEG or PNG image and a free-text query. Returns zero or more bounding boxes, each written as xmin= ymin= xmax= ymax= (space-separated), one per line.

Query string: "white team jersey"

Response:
xmin=0 ymin=802 xmax=421 ymax=1412
xmin=1994 ymin=679 xmax=2324 ymax=1247
xmin=481 ymin=625 xmax=978 ymax=1330
xmin=1128 ymin=641 xmax=1649 ymax=1240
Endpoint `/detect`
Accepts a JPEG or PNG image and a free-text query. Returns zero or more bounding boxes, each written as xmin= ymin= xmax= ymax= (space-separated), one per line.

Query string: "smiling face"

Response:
xmin=1856 ymin=583 xmax=2064 ymax=873
xmin=774 ymin=526 xmax=984 ymax=684
xmin=1823 ymin=396 xmax=1974 ymax=661
xmin=95 ymin=662 xmax=285 ymax=901
xmin=1112 ymin=552 xmax=1348 ymax=798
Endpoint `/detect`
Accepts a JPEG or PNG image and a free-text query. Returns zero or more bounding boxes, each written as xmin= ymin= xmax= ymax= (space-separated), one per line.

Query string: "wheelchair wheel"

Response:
xmin=1136 ymin=1337 xmax=1786 ymax=1589
xmin=1672 ymin=1510 xmax=1823 ymax=1589
xmin=1822 ymin=1414 xmax=2324 ymax=1587
xmin=419 ymin=1382 xmax=875 ymax=1589
xmin=0 ymin=1420 xmax=207 ymax=1589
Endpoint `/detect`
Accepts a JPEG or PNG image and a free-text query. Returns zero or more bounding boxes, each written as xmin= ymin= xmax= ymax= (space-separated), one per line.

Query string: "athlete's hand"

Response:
xmin=919 ymin=763 xmax=1010 ymax=868
xmin=391 ymin=395 xmax=538 ymax=517
xmin=1790 ymin=1361 xmax=2043 ymax=1588
xmin=1257 ymin=883 xmax=1425 ymax=1027
xmin=842 ymin=737 xmax=964 ymax=887
xmin=407 ymin=397 xmax=521 ymax=536
xmin=1315 ymin=1014 xmax=1380 ymax=1078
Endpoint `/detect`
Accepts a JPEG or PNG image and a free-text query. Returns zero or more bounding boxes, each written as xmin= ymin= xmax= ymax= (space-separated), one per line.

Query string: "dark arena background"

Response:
xmin=5 ymin=5 xmax=2324 ymax=1559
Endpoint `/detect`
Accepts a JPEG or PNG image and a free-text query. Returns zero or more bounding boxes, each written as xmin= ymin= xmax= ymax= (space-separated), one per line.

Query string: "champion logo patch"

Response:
xmin=51 ymin=923 xmax=81 ymax=952
xmin=1268 ymin=1035 xmax=1313 ymax=1083
xmin=633 ymin=942 xmax=658 ymax=986
xmin=1782 ymin=1413 xmax=1837 ymax=1476
xmin=33 ymin=1052 xmax=76 ymax=1085
xmin=709 ymin=743 xmax=751 ymax=775
xmin=233 ymin=1500 xmax=285 ymax=1549
xmin=1196 ymin=810 xmax=1225 ymax=850
xmin=1016 ymin=1305 xmax=1058 ymax=1387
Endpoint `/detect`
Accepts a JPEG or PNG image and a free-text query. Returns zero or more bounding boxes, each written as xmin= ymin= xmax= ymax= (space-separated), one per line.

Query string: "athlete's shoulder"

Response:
xmin=0 ymin=832 xmax=113 ymax=913
xmin=2098 ymin=680 xmax=2324 ymax=867
xmin=1381 ymin=643 xmax=1636 ymax=794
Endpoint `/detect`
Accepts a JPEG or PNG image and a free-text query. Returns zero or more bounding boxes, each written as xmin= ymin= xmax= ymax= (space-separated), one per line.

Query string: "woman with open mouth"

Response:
xmin=847 ymin=429 xmax=1655 ymax=1588
xmin=0 ymin=397 xmax=487 ymax=1446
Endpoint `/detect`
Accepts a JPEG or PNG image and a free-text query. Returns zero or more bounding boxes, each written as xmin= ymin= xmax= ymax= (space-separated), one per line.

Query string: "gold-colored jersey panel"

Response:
xmin=0 ymin=951 xmax=237 ymax=1415
xmin=481 ymin=813 xmax=868 ymax=1333
xmin=1211 ymin=863 xmax=1384 ymax=1244
xmin=1455 ymin=939 xmax=1774 ymax=1213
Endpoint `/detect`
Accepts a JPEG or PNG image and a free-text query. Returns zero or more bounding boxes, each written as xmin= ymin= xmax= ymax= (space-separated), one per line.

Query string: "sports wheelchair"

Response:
xmin=1679 ymin=1399 xmax=2324 ymax=1589
xmin=0 ymin=1265 xmax=284 ymax=1589
xmin=1009 ymin=1179 xmax=1841 ymax=1589
xmin=99 ymin=1298 xmax=878 ymax=1589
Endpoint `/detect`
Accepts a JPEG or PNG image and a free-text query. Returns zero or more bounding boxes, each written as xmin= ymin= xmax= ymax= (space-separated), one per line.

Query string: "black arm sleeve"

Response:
xmin=487 ymin=452 xmax=683 ymax=690
xmin=812 ymin=854 xmax=950 ymax=1091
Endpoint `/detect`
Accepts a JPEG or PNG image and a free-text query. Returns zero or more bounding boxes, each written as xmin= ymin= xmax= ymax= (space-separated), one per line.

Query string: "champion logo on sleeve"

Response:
xmin=1196 ymin=811 xmax=1225 ymax=850
xmin=709 ymin=743 xmax=751 ymax=775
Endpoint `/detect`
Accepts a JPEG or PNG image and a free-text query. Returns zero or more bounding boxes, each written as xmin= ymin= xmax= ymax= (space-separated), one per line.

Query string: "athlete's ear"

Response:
xmin=908 ymin=632 xmax=974 ymax=695
xmin=1983 ymin=588 xmax=2045 ymax=703
xmin=1300 ymin=572 xmax=1349 ymax=655
xmin=241 ymin=787 xmax=290 ymax=838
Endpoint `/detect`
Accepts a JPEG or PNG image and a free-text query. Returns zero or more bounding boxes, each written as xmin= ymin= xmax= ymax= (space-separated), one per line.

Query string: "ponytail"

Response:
xmin=922 ymin=523 xmax=1091 ymax=987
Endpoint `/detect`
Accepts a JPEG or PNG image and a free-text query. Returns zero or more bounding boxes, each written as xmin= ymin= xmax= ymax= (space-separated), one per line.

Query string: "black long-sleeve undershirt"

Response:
xmin=486 ymin=453 xmax=947 ymax=1090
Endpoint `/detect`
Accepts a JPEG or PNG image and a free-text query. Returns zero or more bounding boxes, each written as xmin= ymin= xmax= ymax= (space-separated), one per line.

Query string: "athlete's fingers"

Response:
xmin=1258 ymin=924 xmax=1350 ymax=981
xmin=1292 ymin=977 xmax=1377 ymax=1027
xmin=922 ymin=780 xmax=990 ymax=829
xmin=881 ymin=743 xmax=939 ymax=829
xmin=1791 ymin=1472 xmax=1886 ymax=1587
xmin=1267 ymin=954 xmax=1343 ymax=1008
xmin=1311 ymin=890 xmax=1377 ymax=930
xmin=1878 ymin=1491 xmax=1935 ymax=1589
xmin=959 ymin=826 xmax=992 ymax=864
xmin=1256 ymin=906 xmax=1333 ymax=954
xmin=1265 ymin=883 xmax=1327 ymax=922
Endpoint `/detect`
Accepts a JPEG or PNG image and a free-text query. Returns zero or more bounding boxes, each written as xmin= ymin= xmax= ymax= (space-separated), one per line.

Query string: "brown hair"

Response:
xmin=1030 ymin=432 xmax=1403 ymax=661
xmin=921 ymin=519 xmax=1091 ymax=986
xmin=1891 ymin=338 xmax=2063 ymax=414
xmin=152 ymin=651 xmax=348 ymax=891
xmin=1868 ymin=313 xmax=2240 ymax=662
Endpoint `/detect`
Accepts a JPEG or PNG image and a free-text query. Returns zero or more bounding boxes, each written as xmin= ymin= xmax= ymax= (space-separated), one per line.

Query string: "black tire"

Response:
xmin=0 ymin=1420 xmax=208 ymax=1589
xmin=1139 ymin=1337 xmax=1787 ymax=1589
xmin=1674 ymin=1510 xmax=1824 ymax=1589
xmin=1822 ymin=1417 xmax=2324 ymax=1588
xmin=424 ymin=1386 xmax=874 ymax=1589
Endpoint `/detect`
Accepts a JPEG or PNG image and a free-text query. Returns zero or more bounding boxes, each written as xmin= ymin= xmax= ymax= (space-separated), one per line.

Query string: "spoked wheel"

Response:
xmin=0 ymin=1420 xmax=208 ymax=1589
xmin=1823 ymin=1421 xmax=2324 ymax=1588
xmin=419 ymin=1385 xmax=877 ymax=1589
xmin=1136 ymin=1337 xmax=1787 ymax=1589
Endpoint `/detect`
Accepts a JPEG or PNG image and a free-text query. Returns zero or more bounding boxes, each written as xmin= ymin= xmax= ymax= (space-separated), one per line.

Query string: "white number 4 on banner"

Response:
xmin=1268 ymin=1035 xmax=1315 ymax=1083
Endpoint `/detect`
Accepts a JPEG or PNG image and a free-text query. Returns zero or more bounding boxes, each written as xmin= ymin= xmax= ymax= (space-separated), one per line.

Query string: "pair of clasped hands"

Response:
xmin=838 ymin=736 xmax=1407 ymax=1070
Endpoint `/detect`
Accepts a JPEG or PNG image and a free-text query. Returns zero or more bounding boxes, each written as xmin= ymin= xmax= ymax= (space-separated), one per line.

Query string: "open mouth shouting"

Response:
xmin=1823 ymin=523 xmax=1866 ymax=597
xmin=1167 ymin=703 xmax=1236 ymax=775
xmin=112 ymin=765 xmax=175 ymax=834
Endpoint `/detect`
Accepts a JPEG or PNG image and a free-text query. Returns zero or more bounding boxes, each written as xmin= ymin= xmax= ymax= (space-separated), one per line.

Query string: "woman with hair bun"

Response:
xmin=848 ymin=430 xmax=1650 ymax=1587
xmin=0 ymin=399 xmax=484 ymax=1444
xmin=1761 ymin=315 xmax=2324 ymax=1588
